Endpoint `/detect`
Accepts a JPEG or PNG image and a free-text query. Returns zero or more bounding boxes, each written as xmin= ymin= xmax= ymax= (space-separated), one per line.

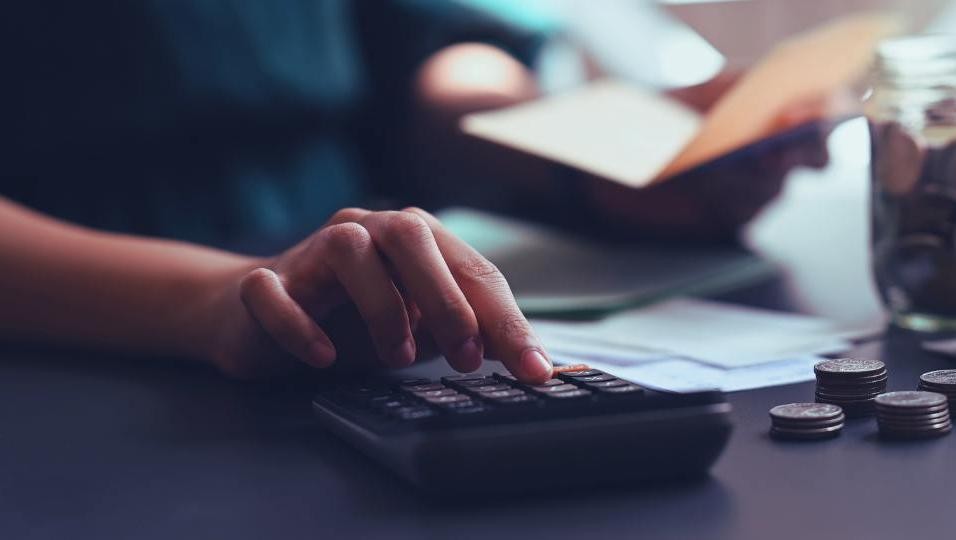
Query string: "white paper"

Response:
xmin=592 ymin=356 xmax=820 ymax=393
xmin=461 ymin=80 xmax=700 ymax=188
xmin=534 ymin=298 xmax=855 ymax=368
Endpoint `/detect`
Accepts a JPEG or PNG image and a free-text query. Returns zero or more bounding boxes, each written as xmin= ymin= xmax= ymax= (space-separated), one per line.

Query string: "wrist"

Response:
xmin=177 ymin=255 xmax=271 ymax=365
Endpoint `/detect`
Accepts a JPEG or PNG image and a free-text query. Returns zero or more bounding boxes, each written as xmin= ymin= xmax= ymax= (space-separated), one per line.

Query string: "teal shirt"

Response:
xmin=1 ymin=1 xmax=541 ymax=250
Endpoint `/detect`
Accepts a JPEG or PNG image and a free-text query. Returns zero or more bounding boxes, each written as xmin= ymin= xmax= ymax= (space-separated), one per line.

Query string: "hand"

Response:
xmin=667 ymin=71 xmax=743 ymax=113
xmin=201 ymin=208 xmax=553 ymax=383
xmin=583 ymin=72 xmax=832 ymax=241
xmin=587 ymin=122 xmax=831 ymax=241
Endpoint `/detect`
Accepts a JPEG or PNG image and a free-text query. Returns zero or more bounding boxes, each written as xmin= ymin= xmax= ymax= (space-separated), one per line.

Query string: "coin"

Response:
xmin=875 ymin=391 xmax=948 ymax=409
xmin=814 ymin=358 xmax=886 ymax=378
xmin=772 ymin=417 xmax=846 ymax=430
xmin=920 ymin=369 xmax=956 ymax=386
xmin=815 ymin=392 xmax=880 ymax=404
xmin=918 ymin=382 xmax=956 ymax=393
xmin=878 ymin=409 xmax=950 ymax=423
xmin=769 ymin=403 xmax=843 ymax=422
xmin=814 ymin=388 xmax=885 ymax=399
xmin=879 ymin=422 xmax=952 ymax=434
xmin=816 ymin=378 xmax=888 ymax=389
xmin=878 ymin=418 xmax=952 ymax=431
xmin=770 ymin=424 xmax=843 ymax=440
xmin=875 ymin=407 xmax=950 ymax=417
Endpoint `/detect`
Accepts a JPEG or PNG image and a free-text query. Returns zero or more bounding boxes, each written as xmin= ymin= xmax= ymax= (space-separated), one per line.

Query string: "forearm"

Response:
xmin=0 ymin=197 xmax=257 ymax=359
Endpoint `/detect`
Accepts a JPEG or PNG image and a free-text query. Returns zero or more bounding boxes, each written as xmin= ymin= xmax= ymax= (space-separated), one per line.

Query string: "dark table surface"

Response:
xmin=2 ymin=314 xmax=952 ymax=540
xmin=4 ymin=119 xmax=954 ymax=539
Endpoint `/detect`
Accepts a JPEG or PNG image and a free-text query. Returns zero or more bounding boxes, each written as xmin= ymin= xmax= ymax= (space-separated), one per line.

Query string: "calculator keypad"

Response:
xmin=336 ymin=368 xmax=646 ymax=424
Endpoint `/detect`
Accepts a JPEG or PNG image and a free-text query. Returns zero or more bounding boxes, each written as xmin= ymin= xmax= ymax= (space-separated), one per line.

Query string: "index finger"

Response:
xmin=402 ymin=208 xmax=552 ymax=383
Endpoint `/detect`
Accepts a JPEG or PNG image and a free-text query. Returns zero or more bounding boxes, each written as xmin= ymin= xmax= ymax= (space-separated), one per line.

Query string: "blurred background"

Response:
xmin=463 ymin=0 xmax=954 ymax=90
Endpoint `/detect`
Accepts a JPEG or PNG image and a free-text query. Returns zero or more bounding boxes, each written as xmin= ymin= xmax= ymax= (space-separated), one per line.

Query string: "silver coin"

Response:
xmin=879 ymin=405 xmax=951 ymax=417
xmin=769 ymin=403 xmax=843 ymax=421
xmin=772 ymin=417 xmax=846 ymax=430
xmin=770 ymin=424 xmax=843 ymax=440
xmin=815 ymin=395 xmax=883 ymax=403
xmin=877 ymin=416 xmax=952 ymax=431
xmin=814 ymin=358 xmax=886 ymax=377
xmin=918 ymin=382 xmax=956 ymax=394
xmin=878 ymin=412 xmax=951 ymax=424
xmin=920 ymin=370 xmax=956 ymax=388
xmin=875 ymin=391 xmax=948 ymax=408
xmin=879 ymin=421 xmax=953 ymax=434
xmin=817 ymin=378 xmax=888 ymax=388
xmin=814 ymin=391 xmax=883 ymax=405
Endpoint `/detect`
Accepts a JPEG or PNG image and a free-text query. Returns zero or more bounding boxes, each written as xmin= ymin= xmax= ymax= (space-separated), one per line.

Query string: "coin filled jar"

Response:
xmin=866 ymin=35 xmax=956 ymax=331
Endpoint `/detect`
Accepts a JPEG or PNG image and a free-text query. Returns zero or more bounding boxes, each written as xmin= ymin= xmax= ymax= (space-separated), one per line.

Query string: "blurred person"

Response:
xmin=0 ymin=1 xmax=825 ymax=381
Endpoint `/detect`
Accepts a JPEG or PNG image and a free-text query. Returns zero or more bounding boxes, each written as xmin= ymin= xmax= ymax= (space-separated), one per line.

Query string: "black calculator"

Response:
xmin=312 ymin=363 xmax=733 ymax=495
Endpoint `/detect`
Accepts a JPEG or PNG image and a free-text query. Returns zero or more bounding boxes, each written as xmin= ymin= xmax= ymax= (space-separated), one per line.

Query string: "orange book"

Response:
xmin=462 ymin=13 xmax=901 ymax=188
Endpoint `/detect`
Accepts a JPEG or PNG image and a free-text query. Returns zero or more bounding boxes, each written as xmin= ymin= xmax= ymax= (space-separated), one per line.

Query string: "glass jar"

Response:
xmin=865 ymin=34 xmax=956 ymax=332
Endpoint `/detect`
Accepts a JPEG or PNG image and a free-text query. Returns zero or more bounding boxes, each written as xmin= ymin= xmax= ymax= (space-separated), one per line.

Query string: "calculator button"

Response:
xmin=584 ymin=379 xmax=631 ymax=388
xmin=492 ymin=372 xmax=517 ymax=382
xmin=424 ymin=394 xmax=471 ymax=405
xmin=543 ymin=389 xmax=592 ymax=399
xmin=371 ymin=399 xmax=407 ymax=410
xmin=451 ymin=378 xmax=500 ymax=388
xmin=390 ymin=407 xmax=436 ymax=420
xmin=438 ymin=399 xmax=479 ymax=409
xmin=572 ymin=374 xmax=616 ymax=383
xmin=398 ymin=378 xmax=431 ymax=387
xmin=559 ymin=369 xmax=604 ymax=378
xmin=401 ymin=383 xmax=446 ymax=392
xmin=495 ymin=395 xmax=538 ymax=405
xmin=343 ymin=385 xmax=391 ymax=399
xmin=597 ymin=384 xmax=644 ymax=394
xmin=448 ymin=405 xmax=490 ymax=415
xmin=535 ymin=379 xmax=567 ymax=387
xmin=528 ymin=379 xmax=577 ymax=392
xmin=412 ymin=388 xmax=457 ymax=398
xmin=442 ymin=374 xmax=490 ymax=384
xmin=529 ymin=384 xmax=578 ymax=394
xmin=469 ymin=384 xmax=511 ymax=393
xmin=481 ymin=389 xmax=526 ymax=400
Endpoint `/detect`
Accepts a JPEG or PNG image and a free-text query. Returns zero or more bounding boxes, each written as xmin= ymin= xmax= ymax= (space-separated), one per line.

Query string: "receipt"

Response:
xmin=534 ymin=298 xmax=858 ymax=368
xmin=550 ymin=355 xmax=820 ymax=393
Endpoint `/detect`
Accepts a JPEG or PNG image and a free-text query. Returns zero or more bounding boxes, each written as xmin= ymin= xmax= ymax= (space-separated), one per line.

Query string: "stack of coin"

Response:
xmin=918 ymin=370 xmax=956 ymax=408
xmin=875 ymin=391 xmax=952 ymax=439
xmin=769 ymin=403 xmax=845 ymax=440
xmin=813 ymin=358 xmax=888 ymax=417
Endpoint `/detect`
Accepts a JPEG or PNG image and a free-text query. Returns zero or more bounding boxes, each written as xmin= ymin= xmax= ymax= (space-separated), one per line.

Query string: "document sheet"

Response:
xmin=535 ymin=298 xmax=879 ymax=392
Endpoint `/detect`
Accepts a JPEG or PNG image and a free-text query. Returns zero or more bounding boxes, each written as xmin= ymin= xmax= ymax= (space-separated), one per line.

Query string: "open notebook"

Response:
xmin=462 ymin=13 xmax=900 ymax=188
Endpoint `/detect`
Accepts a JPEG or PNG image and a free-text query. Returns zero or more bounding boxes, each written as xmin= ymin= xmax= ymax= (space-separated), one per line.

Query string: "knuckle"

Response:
xmin=330 ymin=207 xmax=368 ymax=223
xmin=455 ymin=254 xmax=504 ymax=286
xmin=239 ymin=268 xmax=277 ymax=299
xmin=318 ymin=222 xmax=373 ymax=256
xmin=494 ymin=315 xmax=533 ymax=341
xmin=401 ymin=206 xmax=432 ymax=220
xmin=378 ymin=211 xmax=433 ymax=248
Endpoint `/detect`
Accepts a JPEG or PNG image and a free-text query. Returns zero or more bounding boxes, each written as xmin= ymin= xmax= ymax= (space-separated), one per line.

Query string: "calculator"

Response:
xmin=312 ymin=363 xmax=733 ymax=495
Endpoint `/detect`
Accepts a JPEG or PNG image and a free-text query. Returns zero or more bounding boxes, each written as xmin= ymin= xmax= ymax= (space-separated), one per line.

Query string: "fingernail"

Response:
xmin=308 ymin=341 xmax=335 ymax=368
xmin=390 ymin=337 xmax=416 ymax=368
xmin=519 ymin=348 xmax=552 ymax=383
xmin=450 ymin=337 xmax=484 ymax=372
